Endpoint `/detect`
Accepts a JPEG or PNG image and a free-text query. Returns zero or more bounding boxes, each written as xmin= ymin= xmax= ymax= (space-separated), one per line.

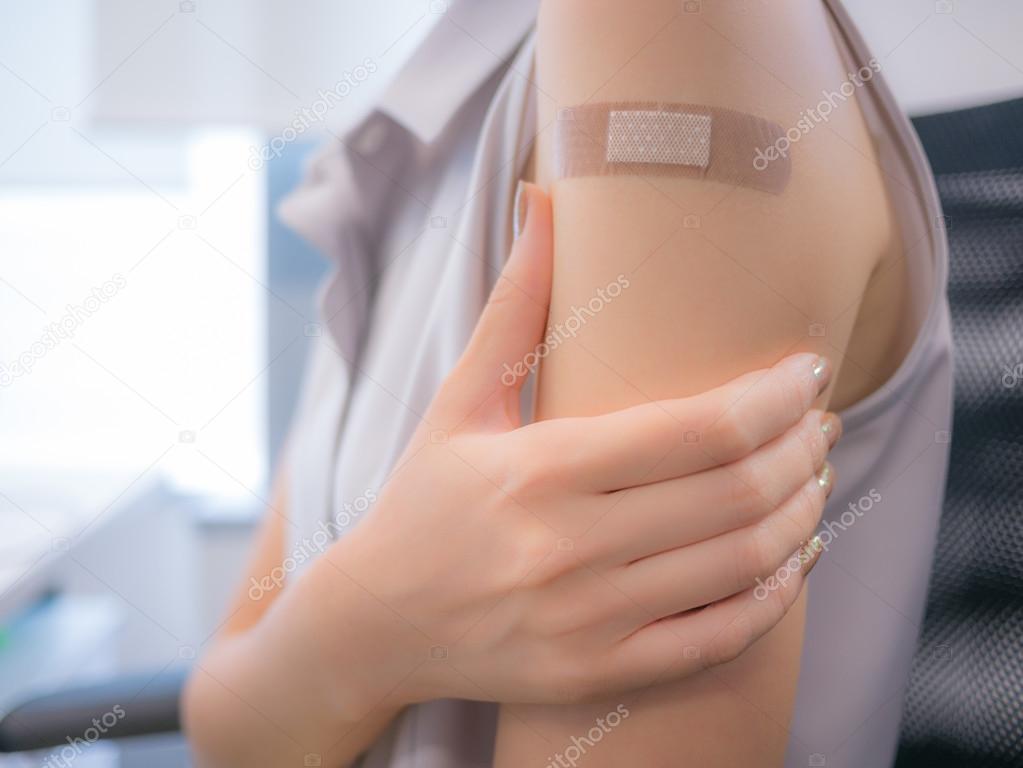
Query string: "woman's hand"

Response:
xmin=327 ymin=183 xmax=840 ymax=709
xmin=184 ymin=184 xmax=840 ymax=767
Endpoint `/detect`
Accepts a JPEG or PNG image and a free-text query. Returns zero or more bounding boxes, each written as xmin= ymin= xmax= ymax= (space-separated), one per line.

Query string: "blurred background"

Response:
xmin=1 ymin=1 xmax=1021 ymax=766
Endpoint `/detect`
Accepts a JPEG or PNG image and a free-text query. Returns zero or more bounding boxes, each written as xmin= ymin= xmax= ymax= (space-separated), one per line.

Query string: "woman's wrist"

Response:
xmin=306 ymin=535 xmax=434 ymax=716
xmin=186 ymin=543 xmax=418 ymax=768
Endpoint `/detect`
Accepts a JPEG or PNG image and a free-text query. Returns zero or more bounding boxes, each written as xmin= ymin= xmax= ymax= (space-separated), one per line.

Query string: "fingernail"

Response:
xmin=513 ymin=180 xmax=528 ymax=240
xmin=816 ymin=461 xmax=834 ymax=494
xmin=821 ymin=412 xmax=842 ymax=447
xmin=801 ymin=535 xmax=824 ymax=576
xmin=811 ymin=356 xmax=831 ymax=393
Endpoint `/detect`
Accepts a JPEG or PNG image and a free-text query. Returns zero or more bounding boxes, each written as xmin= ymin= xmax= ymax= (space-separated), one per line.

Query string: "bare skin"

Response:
xmin=493 ymin=1 xmax=911 ymax=766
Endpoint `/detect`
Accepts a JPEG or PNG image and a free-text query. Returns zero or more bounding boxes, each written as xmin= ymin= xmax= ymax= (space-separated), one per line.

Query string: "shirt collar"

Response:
xmin=372 ymin=0 xmax=538 ymax=145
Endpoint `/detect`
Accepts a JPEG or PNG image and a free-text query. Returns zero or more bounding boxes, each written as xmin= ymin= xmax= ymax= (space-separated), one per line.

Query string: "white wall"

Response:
xmin=842 ymin=0 xmax=1023 ymax=114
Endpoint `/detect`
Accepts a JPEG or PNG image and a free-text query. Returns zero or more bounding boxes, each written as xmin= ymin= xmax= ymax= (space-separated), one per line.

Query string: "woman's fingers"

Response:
xmin=589 ymin=408 xmax=841 ymax=566
xmin=608 ymin=538 xmax=822 ymax=691
xmin=613 ymin=465 xmax=832 ymax=623
xmin=552 ymin=352 xmax=832 ymax=491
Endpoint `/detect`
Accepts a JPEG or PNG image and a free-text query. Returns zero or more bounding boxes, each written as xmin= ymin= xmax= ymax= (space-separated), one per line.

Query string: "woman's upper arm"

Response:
xmin=495 ymin=1 xmax=894 ymax=764
xmin=528 ymin=0 xmax=895 ymax=415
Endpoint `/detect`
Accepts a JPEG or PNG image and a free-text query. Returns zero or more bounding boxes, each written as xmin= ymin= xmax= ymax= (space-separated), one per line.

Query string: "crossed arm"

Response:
xmin=183 ymin=3 xmax=903 ymax=767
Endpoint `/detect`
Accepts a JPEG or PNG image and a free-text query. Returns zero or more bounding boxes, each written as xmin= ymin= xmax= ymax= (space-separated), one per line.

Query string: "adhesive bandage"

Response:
xmin=554 ymin=102 xmax=791 ymax=194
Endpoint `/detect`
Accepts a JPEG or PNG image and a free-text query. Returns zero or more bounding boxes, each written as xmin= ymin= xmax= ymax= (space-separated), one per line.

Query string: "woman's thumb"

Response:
xmin=440 ymin=181 xmax=553 ymax=430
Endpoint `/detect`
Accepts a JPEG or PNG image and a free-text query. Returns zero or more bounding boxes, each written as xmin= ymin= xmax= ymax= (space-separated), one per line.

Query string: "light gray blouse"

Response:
xmin=278 ymin=1 xmax=954 ymax=766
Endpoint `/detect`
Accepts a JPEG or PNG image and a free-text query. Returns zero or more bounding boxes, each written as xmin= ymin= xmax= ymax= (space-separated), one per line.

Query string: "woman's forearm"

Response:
xmin=183 ymin=554 xmax=417 ymax=768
